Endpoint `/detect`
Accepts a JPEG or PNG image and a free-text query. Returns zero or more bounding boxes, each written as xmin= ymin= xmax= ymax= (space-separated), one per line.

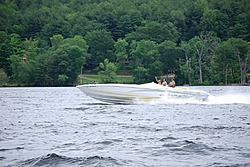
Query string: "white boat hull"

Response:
xmin=76 ymin=82 xmax=210 ymax=104
xmin=77 ymin=83 xmax=209 ymax=104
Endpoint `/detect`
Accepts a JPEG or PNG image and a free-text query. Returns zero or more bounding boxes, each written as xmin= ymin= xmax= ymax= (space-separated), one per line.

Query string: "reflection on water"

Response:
xmin=0 ymin=86 xmax=250 ymax=167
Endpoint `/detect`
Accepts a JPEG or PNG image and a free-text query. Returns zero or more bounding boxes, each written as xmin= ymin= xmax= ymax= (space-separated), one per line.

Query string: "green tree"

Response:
xmin=133 ymin=66 xmax=150 ymax=84
xmin=33 ymin=53 xmax=52 ymax=85
xmin=200 ymin=9 xmax=219 ymax=33
xmin=8 ymin=55 xmax=22 ymax=84
xmin=114 ymin=38 xmax=129 ymax=69
xmin=9 ymin=54 xmax=37 ymax=86
xmin=50 ymin=34 xmax=64 ymax=49
xmin=23 ymin=37 xmax=39 ymax=61
xmin=9 ymin=33 xmax=23 ymax=55
xmin=214 ymin=38 xmax=250 ymax=85
xmin=113 ymin=7 xmax=142 ymax=39
xmin=214 ymin=40 xmax=235 ymax=84
xmin=64 ymin=35 xmax=89 ymax=51
xmin=179 ymin=41 xmax=193 ymax=85
xmin=47 ymin=44 xmax=86 ymax=84
xmin=125 ymin=21 xmax=179 ymax=43
xmin=98 ymin=59 xmax=117 ymax=83
xmin=227 ymin=38 xmax=250 ymax=84
xmin=20 ymin=7 xmax=48 ymax=39
xmin=185 ymin=0 xmax=208 ymax=40
xmin=41 ymin=17 xmax=71 ymax=46
xmin=57 ymin=74 xmax=69 ymax=86
xmin=6 ymin=33 xmax=24 ymax=78
xmin=0 ymin=31 xmax=12 ymax=76
xmin=85 ymin=30 xmax=115 ymax=70
xmin=158 ymin=40 xmax=181 ymax=77
xmin=189 ymin=32 xmax=218 ymax=84
xmin=7 ymin=34 xmax=40 ymax=85
xmin=169 ymin=10 xmax=186 ymax=41
xmin=66 ymin=12 xmax=105 ymax=37
xmin=216 ymin=11 xmax=230 ymax=41
xmin=129 ymin=40 xmax=162 ymax=82
xmin=19 ymin=59 xmax=38 ymax=86
xmin=0 ymin=1 xmax=19 ymax=33
xmin=114 ymin=38 xmax=130 ymax=82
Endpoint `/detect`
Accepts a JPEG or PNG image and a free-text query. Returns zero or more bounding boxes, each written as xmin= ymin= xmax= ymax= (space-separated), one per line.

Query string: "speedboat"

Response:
xmin=76 ymin=82 xmax=210 ymax=104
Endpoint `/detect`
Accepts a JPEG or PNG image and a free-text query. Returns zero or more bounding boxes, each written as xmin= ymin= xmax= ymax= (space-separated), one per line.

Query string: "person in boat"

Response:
xmin=168 ymin=78 xmax=175 ymax=87
xmin=162 ymin=79 xmax=167 ymax=86
xmin=155 ymin=77 xmax=162 ymax=85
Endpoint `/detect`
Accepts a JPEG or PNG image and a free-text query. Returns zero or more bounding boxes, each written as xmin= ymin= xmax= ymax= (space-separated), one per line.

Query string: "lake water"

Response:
xmin=0 ymin=86 xmax=250 ymax=167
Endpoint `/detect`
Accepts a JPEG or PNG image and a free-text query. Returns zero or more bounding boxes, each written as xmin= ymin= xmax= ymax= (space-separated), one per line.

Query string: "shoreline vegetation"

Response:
xmin=0 ymin=69 xmax=247 ymax=87
xmin=0 ymin=68 xmax=135 ymax=87
xmin=1 ymin=1 xmax=250 ymax=86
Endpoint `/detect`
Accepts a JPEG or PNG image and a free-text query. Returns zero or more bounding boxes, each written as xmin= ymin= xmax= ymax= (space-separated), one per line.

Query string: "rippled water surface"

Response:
xmin=1 ymin=86 xmax=250 ymax=167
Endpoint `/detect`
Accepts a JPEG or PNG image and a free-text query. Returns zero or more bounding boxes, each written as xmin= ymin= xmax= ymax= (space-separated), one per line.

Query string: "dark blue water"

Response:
xmin=1 ymin=86 xmax=250 ymax=167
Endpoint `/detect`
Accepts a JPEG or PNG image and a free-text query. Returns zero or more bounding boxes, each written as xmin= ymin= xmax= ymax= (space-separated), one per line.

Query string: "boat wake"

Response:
xmin=134 ymin=93 xmax=250 ymax=105
xmin=206 ymin=93 xmax=250 ymax=104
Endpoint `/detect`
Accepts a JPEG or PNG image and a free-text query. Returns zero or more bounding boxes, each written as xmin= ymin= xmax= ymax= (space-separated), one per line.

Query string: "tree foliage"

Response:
xmin=0 ymin=0 xmax=249 ymax=86
xmin=98 ymin=59 xmax=117 ymax=83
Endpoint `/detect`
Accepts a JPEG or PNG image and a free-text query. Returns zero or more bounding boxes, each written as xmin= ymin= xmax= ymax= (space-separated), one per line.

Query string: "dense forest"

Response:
xmin=0 ymin=0 xmax=250 ymax=86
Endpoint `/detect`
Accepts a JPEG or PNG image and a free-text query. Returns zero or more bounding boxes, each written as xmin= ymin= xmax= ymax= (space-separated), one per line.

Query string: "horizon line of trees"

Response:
xmin=0 ymin=0 xmax=250 ymax=86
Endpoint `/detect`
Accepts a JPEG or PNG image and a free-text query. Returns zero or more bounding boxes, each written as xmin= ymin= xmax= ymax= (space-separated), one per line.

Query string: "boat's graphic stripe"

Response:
xmin=91 ymin=89 xmax=136 ymax=97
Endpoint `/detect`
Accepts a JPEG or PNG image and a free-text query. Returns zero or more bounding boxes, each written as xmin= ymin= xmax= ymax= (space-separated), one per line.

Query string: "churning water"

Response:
xmin=0 ymin=86 xmax=250 ymax=167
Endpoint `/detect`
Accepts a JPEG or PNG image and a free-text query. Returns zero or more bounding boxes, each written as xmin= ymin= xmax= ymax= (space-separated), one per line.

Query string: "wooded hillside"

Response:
xmin=0 ymin=0 xmax=249 ymax=85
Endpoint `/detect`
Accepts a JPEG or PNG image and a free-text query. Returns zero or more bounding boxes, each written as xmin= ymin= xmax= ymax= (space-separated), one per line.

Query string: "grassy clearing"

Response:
xmin=77 ymin=74 xmax=134 ymax=84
